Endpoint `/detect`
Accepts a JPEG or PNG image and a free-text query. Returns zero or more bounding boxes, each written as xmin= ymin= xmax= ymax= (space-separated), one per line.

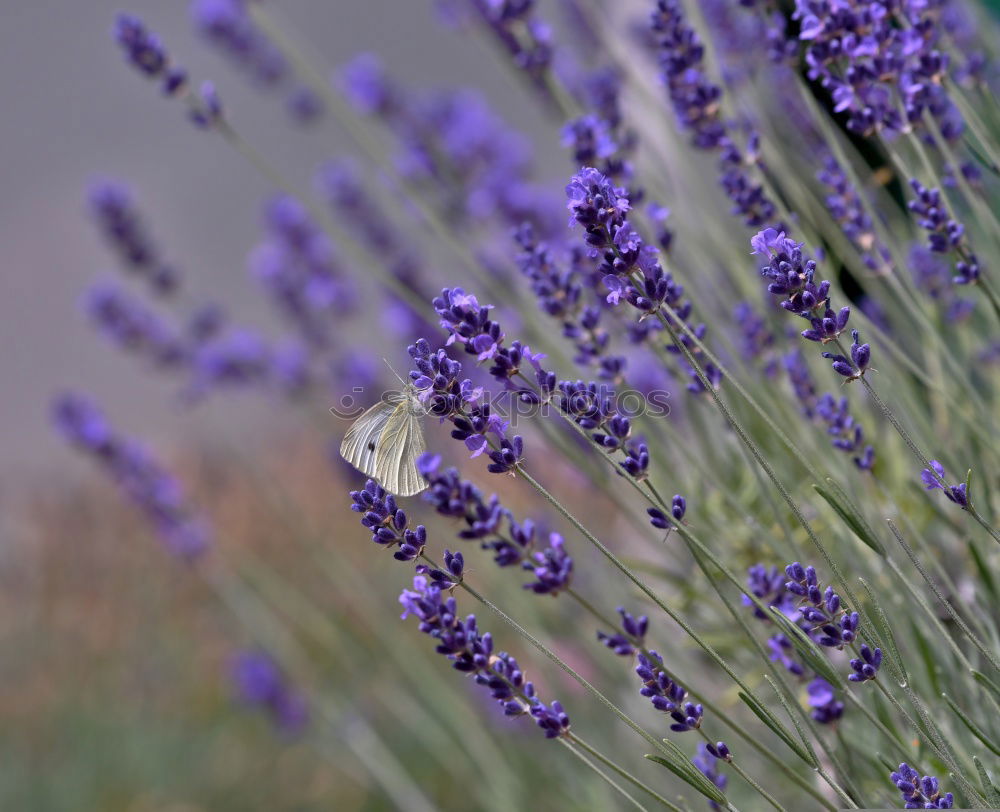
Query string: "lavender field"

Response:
xmin=5 ymin=0 xmax=1000 ymax=809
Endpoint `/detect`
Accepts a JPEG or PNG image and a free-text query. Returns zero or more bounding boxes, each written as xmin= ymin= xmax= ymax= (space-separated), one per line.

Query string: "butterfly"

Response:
xmin=339 ymin=384 xmax=428 ymax=497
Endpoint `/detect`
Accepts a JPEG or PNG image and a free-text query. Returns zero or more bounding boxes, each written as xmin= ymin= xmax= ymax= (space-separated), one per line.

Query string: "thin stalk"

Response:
xmin=566 ymin=734 xmax=682 ymax=812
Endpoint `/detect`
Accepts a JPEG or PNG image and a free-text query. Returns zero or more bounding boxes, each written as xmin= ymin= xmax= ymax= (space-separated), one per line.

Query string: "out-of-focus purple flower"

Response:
xmin=767 ymin=633 xmax=805 ymax=677
xmin=51 ymin=393 xmax=210 ymax=560
xmin=909 ymin=180 xmax=983 ymax=287
xmin=399 ymin=575 xmax=570 ymax=739
xmin=84 ymin=283 xmax=188 ymax=368
xmin=114 ymin=14 xmax=170 ymax=82
xmin=231 ymin=650 xmax=309 ymax=734
xmin=693 ymin=742 xmax=728 ymax=811
xmin=890 ymin=763 xmax=954 ymax=809
xmin=87 ymin=180 xmax=180 ymax=294
xmin=191 ymin=0 xmax=324 ymax=124
xmin=465 ymin=0 xmax=554 ymax=93
xmin=920 ymin=460 xmax=968 ymax=508
xmin=806 ymin=677 xmax=844 ymax=724
xmin=250 ymin=196 xmax=357 ymax=348
xmin=817 ymin=155 xmax=891 ymax=275
xmin=743 ymin=564 xmax=796 ymax=620
xmin=188 ymin=80 xmax=225 ymax=128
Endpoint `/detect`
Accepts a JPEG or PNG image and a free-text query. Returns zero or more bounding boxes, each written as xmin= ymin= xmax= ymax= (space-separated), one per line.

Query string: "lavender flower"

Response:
xmin=784 ymin=562 xmax=858 ymax=649
xmin=597 ymin=607 xmax=648 ymax=656
xmin=635 ymin=651 xmax=703 ymax=731
xmin=87 ymin=180 xmax=179 ymax=294
xmin=920 ymin=461 xmax=968 ymax=508
xmin=743 ymin=564 xmax=796 ymax=620
xmin=419 ymin=455 xmax=574 ymax=594
xmin=817 ymin=155 xmax=891 ymax=275
xmin=890 ymin=763 xmax=954 ymax=809
xmin=399 ymin=575 xmax=570 ymax=739
xmin=848 ymin=643 xmax=883 ymax=682
xmin=465 ymin=0 xmax=554 ymax=93
xmin=113 ymin=14 xmax=178 ymax=91
xmin=350 ymin=479 xmax=427 ymax=561
xmin=693 ymin=743 xmax=728 ymax=811
xmin=815 ymin=392 xmax=875 ymax=471
xmin=566 ymin=167 xmax=721 ymax=393
xmin=250 ymin=196 xmax=357 ymax=347
xmin=806 ymin=678 xmax=844 ymax=724
xmin=649 ymin=1 xmax=775 ymax=226
xmin=909 ymin=180 xmax=982 ymax=286
xmin=51 ymin=393 xmax=210 ymax=560
xmin=231 ymin=650 xmax=308 ymax=734
xmin=84 ymin=283 xmax=187 ymax=368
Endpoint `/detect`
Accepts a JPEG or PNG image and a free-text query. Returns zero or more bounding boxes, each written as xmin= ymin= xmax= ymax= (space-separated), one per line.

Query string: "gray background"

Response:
xmin=0 ymin=0 xmax=560 ymax=483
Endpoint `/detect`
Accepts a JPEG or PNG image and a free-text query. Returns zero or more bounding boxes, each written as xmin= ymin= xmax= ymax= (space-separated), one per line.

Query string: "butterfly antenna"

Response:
xmin=382 ymin=357 xmax=408 ymax=388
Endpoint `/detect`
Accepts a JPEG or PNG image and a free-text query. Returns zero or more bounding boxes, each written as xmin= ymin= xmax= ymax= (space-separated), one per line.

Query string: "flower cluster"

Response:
xmin=399 ymin=575 xmax=570 ymax=739
xmin=693 ymin=743 xmax=729 ymax=812
xmin=817 ymin=155 xmax=892 ymax=276
xmin=419 ymin=456 xmax=574 ymax=595
xmin=514 ymin=223 xmax=627 ymax=383
xmin=51 ymin=393 xmax=210 ymax=560
xmin=784 ymin=562 xmax=859 ymax=649
xmin=566 ymin=167 xmax=721 ymax=393
xmin=191 ymin=0 xmax=324 ymax=123
xmin=339 ymin=55 xmax=559 ymax=235
xmin=231 ymin=651 xmax=308 ymax=734
xmin=908 ymin=245 xmax=975 ymax=322
xmin=112 ymin=14 xmax=223 ymax=128
xmin=909 ymin=181 xmax=981 ymax=286
xmin=794 ymin=0 xmax=963 ymax=141
xmin=647 ymin=495 xmax=686 ymax=531
xmin=783 ymin=351 xmax=875 ymax=470
xmin=87 ymin=180 xmax=180 ymax=294
xmin=890 ymin=763 xmax=954 ymax=809
xmin=920 ymin=460 xmax=969 ymax=508
xmin=250 ymin=196 xmax=357 ymax=348
xmin=635 ymin=651 xmax=703 ymax=731
xmin=597 ymin=607 xmax=648 ymax=657
xmin=649 ymin=1 xmax=775 ymax=227
xmin=350 ymin=479 xmax=428 ymax=561
xmin=464 ymin=0 xmax=554 ymax=92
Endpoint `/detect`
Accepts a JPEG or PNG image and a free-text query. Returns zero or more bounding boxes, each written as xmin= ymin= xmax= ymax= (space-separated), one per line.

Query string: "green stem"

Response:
xmin=566 ymin=734 xmax=681 ymax=812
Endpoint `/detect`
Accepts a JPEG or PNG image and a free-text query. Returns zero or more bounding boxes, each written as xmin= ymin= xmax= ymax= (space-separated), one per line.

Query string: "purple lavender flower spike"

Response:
xmin=920 ymin=460 xmax=969 ymax=508
xmin=635 ymin=650 xmax=703 ymax=731
xmin=890 ymin=763 xmax=954 ymax=809
xmin=231 ymin=650 xmax=308 ymax=735
xmin=51 ymin=393 xmax=210 ymax=560
xmin=693 ymin=742 xmax=728 ymax=810
xmin=784 ymin=562 xmax=860 ymax=649
xmin=806 ymin=678 xmax=844 ymax=724
xmin=523 ymin=533 xmax=573 ymax=595
xmin=399 ymin=576 xmax=570 ymax=739
xmin=597 ymin=607 xmax=648 ymax=656
xmin=350 ymin=479 xmax=427 ymax=561
xmin=848 ymin=643 xmax=882 ymax=682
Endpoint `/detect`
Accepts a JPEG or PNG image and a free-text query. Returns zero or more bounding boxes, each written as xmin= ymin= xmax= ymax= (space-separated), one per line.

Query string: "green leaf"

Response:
xmin=738 ymin=690 xmax=816 ymax=767
xmin=972 ymin=670 xmax=1000 ymax=705
xmin=967 ymin=540 xmax=998 ymax=604
xmin=813 ymin=481 xmax=885 ymax=556
xmin=973 ymin=756 xmax=1000 ymax=808
xmin=643 ymin=754 xmax=726 ymax=804
xmin=943 ymin=693 xmax=1000 ymax=757
xmin=911 ymin=618 xmax=942 ymax=694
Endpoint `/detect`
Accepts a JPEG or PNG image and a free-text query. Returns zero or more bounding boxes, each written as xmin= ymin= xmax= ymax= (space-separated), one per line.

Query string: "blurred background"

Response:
xmin=0 ymin=2 xmax=618 ymax=809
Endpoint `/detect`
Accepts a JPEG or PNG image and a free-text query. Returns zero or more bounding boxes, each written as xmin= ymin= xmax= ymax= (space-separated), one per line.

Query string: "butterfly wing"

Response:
xmin=339 ymin=399 xmax=396 ymax=478
xmin=373 ymin=395 xmax=427 ymax=497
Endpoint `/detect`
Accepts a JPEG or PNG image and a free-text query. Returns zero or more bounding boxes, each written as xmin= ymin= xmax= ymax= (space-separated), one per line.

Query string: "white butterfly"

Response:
xmin=339 ymin=385 xmax=428 ymax=497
